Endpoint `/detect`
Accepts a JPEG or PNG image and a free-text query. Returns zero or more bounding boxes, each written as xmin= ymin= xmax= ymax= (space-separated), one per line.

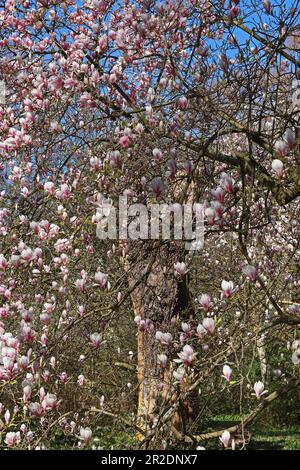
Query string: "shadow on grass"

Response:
xmin=255 ymin=428 xmax=300 ymax=438
xmin=204 ymin=415 xmax=300 ymax=450
xmin=247 ymin=439 xmax=286 ymax=450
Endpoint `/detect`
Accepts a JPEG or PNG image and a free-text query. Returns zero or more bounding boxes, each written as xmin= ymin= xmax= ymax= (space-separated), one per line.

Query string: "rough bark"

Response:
xmin=125 ymin=240 xmax=194 ymax=438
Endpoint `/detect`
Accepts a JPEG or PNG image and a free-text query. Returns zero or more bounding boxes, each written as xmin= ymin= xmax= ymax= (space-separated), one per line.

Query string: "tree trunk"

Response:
xmin=125 ymin=241 xmax=194 ymax=439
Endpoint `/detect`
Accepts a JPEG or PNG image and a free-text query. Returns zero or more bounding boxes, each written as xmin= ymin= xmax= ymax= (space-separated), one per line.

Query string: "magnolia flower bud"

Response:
xmin=220 ymin=430 xmax=231 ymax=448
xmin=79 ymin=427 xmax=92 ymax=443
xmin=271 ymin=159 xmax=284 ymax=178
xmin=222 ymin=365 xmax=232 ymax=382
xmin=221 ymin=280 xmax=234 ymax=298
xmin=202 ymin=318 xmax=215 ymax=335
xmin=253 ymin=381 xmax=268 ymax=399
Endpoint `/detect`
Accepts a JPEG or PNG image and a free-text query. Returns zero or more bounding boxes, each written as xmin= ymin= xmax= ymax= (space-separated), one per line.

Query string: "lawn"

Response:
xmin=206 ymin=415 xmax=300 ymax=450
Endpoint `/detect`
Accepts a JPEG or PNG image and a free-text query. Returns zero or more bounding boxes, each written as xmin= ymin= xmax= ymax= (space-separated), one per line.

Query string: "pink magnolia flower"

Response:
xmin=29 ymin=402 xmax=43 ymax=417
xmin=40 ymin=334 xmax=48 ymax=349
xmin=222 ymin=365 xmax=232 ymax=382
xmin=50 ymin=120 xmax=60 ymax=131
xmin=227 ymin=5 xmax=240 ymax=24
xmin=10 ymin=255 xmax=21 ymax=268
xmin=54 ymin=238 xmax=71 ymax=254
xmin=79 ymin=427 xmax=92 ymax=443
xmin=263 ymin=0 xmax=271 ymax=14
xmin=0 ymin=254 xmax=8 ymax=270
xmin=205 ymin=207 xmax=215 ymax=225
xmin=59 ymin=372 xmax=68 ymax=384
xmin=5 ymin=431 xmax=20 ymax=448
xmin=168 ymin=156 xmax=178 ymax=178
xmin=78 ymin=305 xmax=85 ymax=316
xmin=70 ymin=421 xmax=76 ymax=433
xmin=89 ymin=333 xmax=102 ymax=348
xmin=220 ymin=53 xmax=229 ymax=73
xmin=138 ymin=318 xmax=147 ymax=331
xmin=271 ymin=159 xmax=284 ymax=178
xmin=98 ymin=35 xmax=108 ymax=52
xmin=42 ymin=393 xmax=57 ymax=411
xmin=220 ymin=430 xmax=231 ymax=448
xmin=59 ymin=183 xmax=71 ymax=200
xmin=110 ymin=150 xmax=122 ymax=167
xmin=181 ymin=322 xmax=191 ymax=337
xmin=145 ymin=105 xmax=153 ymax=117
xmin=274 ymin=138 xmax=288 ymax=155
xmin=284 ymin=129 xmax=296 ymax=149
xmin=242 ymin=265 xmax=257 ymax=282
xmin=135 ymin=123 xmax=144 ymax=134
xmin=177 ymin=96 xmax=188 ymax=109
xmin=159 ymin=77 xmax=167 ymax=88
xmin=94 ymin=271 xmax=108 ymax=288
xmin=42 ymin=370 xmax=51 ymax=382
xmin=199 ymin=294 xmax=213 ymax=310
xmin=175 ymin=345 xmax=197 ymax=366
xmin=0 ymin=305 xmax=10 ymax=318
xmin=44 ymin=181 xmax=55 ymax=195
xmin=202 ymin=317 xmax=215 ymax=335
xmin=4 ymin=409 xmax=11 ymax=424
xmin=128 ymin=351 xmax=134 ymax=361
xmin=18 ymin=356 xmax=29 ymax=370
xmin=253 ymin=381 xmax=268 ymax=399
xmin=174 ymin=262 xmax=188 ymax=278
xmin=157 ymin=353 xmax=168 ymax=368
xmin=221 ymin=280 xmax=234 ymax=298
xmin=220 ymin=173 xmax=235 ymax=194
xmin=48 ymin=75 xmax=63 ymax=92
xmin=75 ymin=278 xmax=86 ymax=292
xmin=173 ymin=365 xmax=185 ymax=383
xmin=21 ymin=248 xmax=34 ymax=263
xmin=77 ymin=374 xmax=85 ymax=386
xmin=196 ymin=324 xmax=207 ymax=339
xmin=40 ymin=387 xmax=46 ymax=400
xmin=21 ymin=325 xmax=35 ymax=343
xmin=152 ymin=148 xmax=162 ymax=160
xmin=155 ymin=331 xmax=173 ymax=347
xmin=212 ymin=187 xmax=226 ymax=203
xmin=44 ymin=302 xmax=55 ymax=314
xmin=90 ymin=156 xmax=101 ymax=171
xmin=134 ymin=316 xmax=153 ymax=332
xmin=151 ymin=178 xmax=164 ymax=197
xmin=40 ymin=313 xmax=51 ymax=326
xmin=78 ymin=92 xmax=93 ymax=108
xmin=119 ymin=135 xmax=131 ymax=148
xmin=23 ymin=385 xmax=31 ymax=403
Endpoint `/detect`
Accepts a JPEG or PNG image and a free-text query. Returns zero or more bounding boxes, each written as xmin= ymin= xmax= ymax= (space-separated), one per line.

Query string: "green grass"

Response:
xmin=206 ymin=414 xmax=300 ymax=450
xmin=248 ymin=425 xmax=300 ymax=450
xmin=92 ymin=416 xmax=300 ymax=450
xmin=48 ymin=415 xmax=300 ymax=450
xmin=91 ymin=425 xmax=136 ymax=450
